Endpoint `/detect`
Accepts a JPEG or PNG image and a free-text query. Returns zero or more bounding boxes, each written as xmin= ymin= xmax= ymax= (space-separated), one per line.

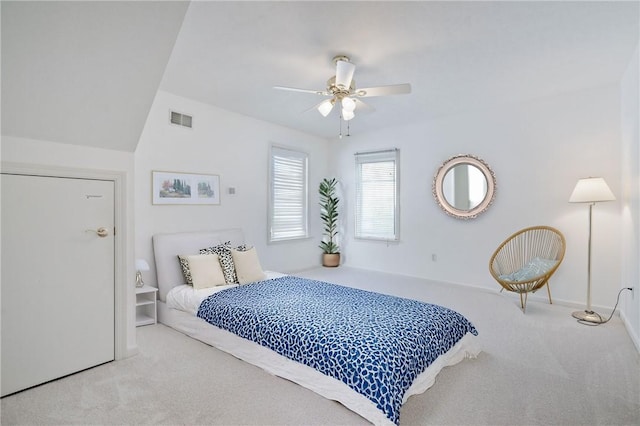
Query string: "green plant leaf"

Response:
xmin=319 ymin=178 xmax=340 ymax=254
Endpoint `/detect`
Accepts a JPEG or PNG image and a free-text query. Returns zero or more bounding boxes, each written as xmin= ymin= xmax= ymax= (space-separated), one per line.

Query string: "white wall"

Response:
xmin=620 ymin=42 xmax=640 ymax=350
xmin=331 ymin=84 xmax=623 ymax=311
xmin=3 ymin=80 xmax=631 ymax=357
xmin=134 ymin=91 xmax=330 ymax=287
xmin=0 ymin=136 xmax=137 ymax=356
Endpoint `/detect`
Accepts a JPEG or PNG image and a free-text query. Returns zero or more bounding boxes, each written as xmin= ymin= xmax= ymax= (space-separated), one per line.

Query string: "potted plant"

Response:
xmin=319 ymin=177 xmax=340 ymax=267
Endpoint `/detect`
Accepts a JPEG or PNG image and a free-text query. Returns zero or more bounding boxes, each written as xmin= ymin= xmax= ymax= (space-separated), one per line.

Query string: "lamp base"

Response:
xmin=572 ymin=310 xmax=604 ymax=324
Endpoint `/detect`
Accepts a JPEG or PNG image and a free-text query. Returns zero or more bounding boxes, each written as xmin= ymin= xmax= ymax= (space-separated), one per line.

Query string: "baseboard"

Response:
xmin=620 ymin=310 xmax=640 ymax=353
xmin=124 ymin=343 xmax=140 ymax=359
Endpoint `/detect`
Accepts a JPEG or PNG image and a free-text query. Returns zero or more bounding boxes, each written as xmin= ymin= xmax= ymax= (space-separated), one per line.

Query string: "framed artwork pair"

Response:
xmin=152 ymin=171 xmax=220 ymax=205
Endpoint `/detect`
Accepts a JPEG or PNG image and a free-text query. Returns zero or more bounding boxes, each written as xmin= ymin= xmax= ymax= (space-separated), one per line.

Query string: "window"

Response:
xmin=269 ymin=146 xmax=309 ymax=242
xmin=355 ymin=149 xmax=399 ymax=241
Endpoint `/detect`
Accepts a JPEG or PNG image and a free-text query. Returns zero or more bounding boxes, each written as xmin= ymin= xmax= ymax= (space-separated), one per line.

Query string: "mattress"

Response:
xmin=160 ymin=277 xmax=480 ymax=425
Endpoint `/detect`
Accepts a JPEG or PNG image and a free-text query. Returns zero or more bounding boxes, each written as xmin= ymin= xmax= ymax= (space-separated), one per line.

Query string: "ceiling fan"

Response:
xmin=274 ymin=55 xmax=411 ymax=122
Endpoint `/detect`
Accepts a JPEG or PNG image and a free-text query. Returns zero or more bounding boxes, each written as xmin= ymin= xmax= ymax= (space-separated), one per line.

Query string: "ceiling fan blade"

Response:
xmin=274 ymin=86 xmax=328 ymax=96
xmin=354 ymin=83 xmax=411 ymax=98
xmin=335 ymin=60 xmax=356 ymax=90
xmin=354 ymin=98 xmax=375 ymax=113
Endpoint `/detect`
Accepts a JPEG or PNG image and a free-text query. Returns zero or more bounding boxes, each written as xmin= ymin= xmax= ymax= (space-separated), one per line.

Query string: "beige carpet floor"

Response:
xmin=2 ymin=266 xmax=639 ymax=425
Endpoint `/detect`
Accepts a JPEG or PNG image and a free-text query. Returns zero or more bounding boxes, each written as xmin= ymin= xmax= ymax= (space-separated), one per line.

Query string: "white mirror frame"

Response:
xmin=432 ymin=154 xmax=496 ymax=220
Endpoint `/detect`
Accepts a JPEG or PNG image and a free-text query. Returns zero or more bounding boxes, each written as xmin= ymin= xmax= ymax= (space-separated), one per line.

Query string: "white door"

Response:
xmin=1 ymin=174 xmax=115 ymax=396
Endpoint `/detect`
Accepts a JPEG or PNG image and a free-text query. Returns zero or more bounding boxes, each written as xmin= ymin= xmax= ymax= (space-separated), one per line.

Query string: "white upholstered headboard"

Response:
xmin=152 ymin=229 xmax=245 ymax=301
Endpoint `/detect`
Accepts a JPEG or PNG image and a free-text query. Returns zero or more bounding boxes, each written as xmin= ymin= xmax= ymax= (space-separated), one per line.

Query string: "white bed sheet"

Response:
xmin=165 ymin=271 xmax=286 ymax=315
xmin=158 ymin=275 xmax=481 ymax=426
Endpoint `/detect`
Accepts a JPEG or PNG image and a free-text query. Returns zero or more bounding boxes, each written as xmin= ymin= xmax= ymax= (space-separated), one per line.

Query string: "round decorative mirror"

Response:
xmin=432 ymin=154 xmax=496 ymax=219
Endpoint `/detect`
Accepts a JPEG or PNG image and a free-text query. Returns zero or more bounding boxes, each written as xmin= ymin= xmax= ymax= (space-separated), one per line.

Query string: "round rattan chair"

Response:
xmin=489 ymin=226 xmax=566 ymax=312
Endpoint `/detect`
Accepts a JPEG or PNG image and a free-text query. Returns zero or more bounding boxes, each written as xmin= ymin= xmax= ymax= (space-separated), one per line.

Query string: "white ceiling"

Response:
xmin=2 ymin=1 xmax=639 ymax=150
xmin=160 ymin=1 xmax=639 ymax=139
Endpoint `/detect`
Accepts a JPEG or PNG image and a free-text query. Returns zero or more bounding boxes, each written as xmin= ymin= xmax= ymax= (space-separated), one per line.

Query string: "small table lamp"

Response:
xmin=135 ymin=259 xmax=150 ymax=288
xmin=569 ymin=177 xmax=616 ymax=324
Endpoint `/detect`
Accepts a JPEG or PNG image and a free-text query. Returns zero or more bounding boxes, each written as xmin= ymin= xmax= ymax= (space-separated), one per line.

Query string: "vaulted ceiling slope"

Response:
xmin=1 ymin=1 xmax=189 ymax=152
xmin=2 ymin=1 xmax=639 ymax=151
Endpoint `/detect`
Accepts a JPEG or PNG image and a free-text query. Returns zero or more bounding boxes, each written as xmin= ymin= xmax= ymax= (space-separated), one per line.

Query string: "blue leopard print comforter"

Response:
xmin=197 ymin=276 xmax=478 ymax=425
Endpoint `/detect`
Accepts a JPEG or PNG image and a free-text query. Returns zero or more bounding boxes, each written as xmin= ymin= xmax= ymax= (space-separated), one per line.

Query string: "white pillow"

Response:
xmin=166 ymin=284 xmax=238 ymax=315
xmin=185 ymin=254 xmax=227 ymax=290
xmin=231 ymin=247 xmax=266 ymax=284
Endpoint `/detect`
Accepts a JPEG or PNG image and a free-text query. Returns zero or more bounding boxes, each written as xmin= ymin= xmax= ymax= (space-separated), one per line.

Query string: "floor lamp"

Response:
xmin=569 ymin=177 xmax=616 ymax=324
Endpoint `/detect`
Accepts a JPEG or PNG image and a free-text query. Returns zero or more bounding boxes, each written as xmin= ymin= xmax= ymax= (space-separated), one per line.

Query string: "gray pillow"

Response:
xmin=499 ymin=257 xmax=558 ymax=282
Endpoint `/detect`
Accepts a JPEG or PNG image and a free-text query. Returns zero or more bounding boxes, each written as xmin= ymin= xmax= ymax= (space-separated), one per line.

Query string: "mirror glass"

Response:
xmin=441 ymin=164 xmax=488 ymax=210
xmin=433 ymin=155 xmax=496 ymax=219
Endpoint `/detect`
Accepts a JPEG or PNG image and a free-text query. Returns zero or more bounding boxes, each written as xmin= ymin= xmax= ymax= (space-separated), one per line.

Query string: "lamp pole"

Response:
xmin=572 ymin=201 xmax=603 ymax=323
xmin=586 ymin=202 xmax=593 ymax=313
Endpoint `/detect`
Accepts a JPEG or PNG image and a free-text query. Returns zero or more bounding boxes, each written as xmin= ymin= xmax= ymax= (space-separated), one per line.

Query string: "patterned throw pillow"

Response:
xmin=177 ymin=255 xmax=194 ymax=285
xmin=200 ymin=242 xmax=248 ymax=284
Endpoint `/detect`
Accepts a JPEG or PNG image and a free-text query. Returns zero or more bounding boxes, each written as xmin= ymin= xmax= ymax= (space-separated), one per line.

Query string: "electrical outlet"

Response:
xmin=431 ymin=254 xmax=437 ymax=262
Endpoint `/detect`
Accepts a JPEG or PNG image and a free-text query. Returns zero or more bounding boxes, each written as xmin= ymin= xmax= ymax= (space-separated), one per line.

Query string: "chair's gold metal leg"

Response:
xmin=519 ymin=293 xmax=524 ymax=311
xmin=523 ymin=292 xmax=528 ymax=313
xmin=546 ymin=282 xmax=553 ymax=305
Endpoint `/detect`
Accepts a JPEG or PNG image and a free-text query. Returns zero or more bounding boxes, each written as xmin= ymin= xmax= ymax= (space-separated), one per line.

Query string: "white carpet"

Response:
xmin=2 ymin=266 xmax=639 ymax=425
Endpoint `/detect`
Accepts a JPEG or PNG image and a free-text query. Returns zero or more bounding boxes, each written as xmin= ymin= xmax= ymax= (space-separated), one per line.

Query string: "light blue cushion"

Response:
xmin=499 ymin=257 xmax=558 ymax=282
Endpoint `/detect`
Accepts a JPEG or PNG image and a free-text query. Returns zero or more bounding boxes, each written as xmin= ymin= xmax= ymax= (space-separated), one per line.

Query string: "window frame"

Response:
xmin=268 ymin=145 xmax=309 ymax=243
xmin=354 ymin=148 xmax=400 ymax=242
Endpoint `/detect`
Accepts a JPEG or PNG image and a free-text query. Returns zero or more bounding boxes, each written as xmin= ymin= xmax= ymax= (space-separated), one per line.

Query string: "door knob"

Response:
xmin=86 ymin=227 xmax=109 ymax=237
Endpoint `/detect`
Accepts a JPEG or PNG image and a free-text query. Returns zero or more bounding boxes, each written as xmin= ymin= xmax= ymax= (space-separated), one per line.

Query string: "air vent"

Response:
xmin=170 ymin=111 xmax=193 ymax=128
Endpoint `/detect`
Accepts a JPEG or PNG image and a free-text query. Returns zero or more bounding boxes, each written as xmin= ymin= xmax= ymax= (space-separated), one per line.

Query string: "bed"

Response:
xmin=153 ymin=229 xmax=480 ymax=425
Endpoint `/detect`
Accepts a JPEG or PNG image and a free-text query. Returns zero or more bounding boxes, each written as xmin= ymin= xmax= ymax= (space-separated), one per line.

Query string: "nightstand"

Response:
xmin=135 ymin=285 xmax=158 ymax=327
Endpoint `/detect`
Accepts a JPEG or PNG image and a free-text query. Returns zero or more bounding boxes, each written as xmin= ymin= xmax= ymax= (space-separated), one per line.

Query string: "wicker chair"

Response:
xmin=489 ymin=226 xmax=566 ymax=312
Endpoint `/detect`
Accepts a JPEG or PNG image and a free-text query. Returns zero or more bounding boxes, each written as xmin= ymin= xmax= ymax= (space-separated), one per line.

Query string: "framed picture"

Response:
xmin=152 ymin=171 xmax=220 ymax=205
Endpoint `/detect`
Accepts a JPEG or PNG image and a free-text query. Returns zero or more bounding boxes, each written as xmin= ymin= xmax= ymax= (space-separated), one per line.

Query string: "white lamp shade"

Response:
xmin=317 ymin=99 xmax=335 ymax=117
xmin=342 ymin=109 xmax=355 ymax=121
xmin=341 ymin=97 xmax=356 ymax=112
xmin=569 ymin=177 xmax=616 ymax=203
xmin=135 ymin=258 xmax=150 ymax=272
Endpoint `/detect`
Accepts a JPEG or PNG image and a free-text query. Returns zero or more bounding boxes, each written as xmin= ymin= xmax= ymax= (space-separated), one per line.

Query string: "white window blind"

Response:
xmin=355 ymin=149 xmax=399 ymax=241
xmin=269 ymin=146 xmax=309 ymax=242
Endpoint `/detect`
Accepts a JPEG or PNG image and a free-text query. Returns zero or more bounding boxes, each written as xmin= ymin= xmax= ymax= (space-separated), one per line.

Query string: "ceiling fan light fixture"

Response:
xmin=318 ymin=99 xmax=335 ymax=117
xmin=341 ymin=97 xmax=356 ymax=112
xmin=275 ymin=54 xmax=411 ymax=135
xmin=342 ymin=109 xmax=355 ymax=121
